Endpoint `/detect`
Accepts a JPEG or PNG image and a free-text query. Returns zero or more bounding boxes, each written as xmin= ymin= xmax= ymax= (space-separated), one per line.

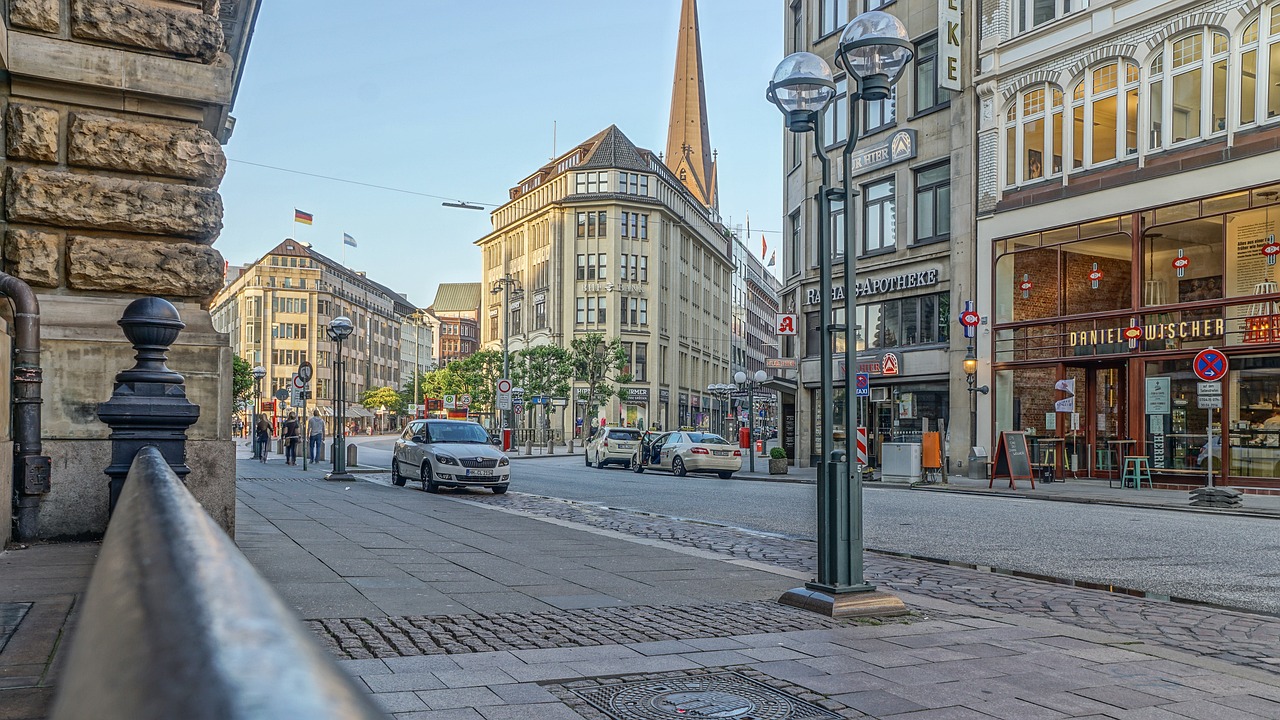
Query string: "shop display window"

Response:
xmin=1143 ymin=360 xmax=1213 ymax=474
xmin=1062 ymin=233 xmax=1132 ymax=316
xmin=1229 ymin=356 xmax=1280 ymax=479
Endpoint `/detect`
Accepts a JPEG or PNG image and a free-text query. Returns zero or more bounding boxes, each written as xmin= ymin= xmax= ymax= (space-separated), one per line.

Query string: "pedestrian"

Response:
xmin=283 ymin=412 xmax=300 ymax=466
xmin=308 ymin=409 xmax=325 ymax=463
xmin=255 ymin=415 xmax=272 ymax=464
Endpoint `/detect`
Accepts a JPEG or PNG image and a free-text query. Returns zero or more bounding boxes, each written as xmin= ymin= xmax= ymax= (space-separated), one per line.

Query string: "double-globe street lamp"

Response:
xmin=734 ymin=370 xmax=769 ymax=473
xmin=251 ymin=364 xmax=266 ymax=458
xmin=766 ymin=10 xmax=911 ymax=618
xmin=325 ymin=315 xmax=356 ymax=482
xmin=706 ymin=383 xmax=735 ymax=437
xmin=491 ymin=275 xmax=522 ymax=445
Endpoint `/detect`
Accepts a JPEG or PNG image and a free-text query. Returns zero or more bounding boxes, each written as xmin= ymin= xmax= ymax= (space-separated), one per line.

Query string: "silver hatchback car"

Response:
xmin=392 ymin=419 xmax=510 ymax=493
xmin=585 ymin=426 xmax=644 ymax=468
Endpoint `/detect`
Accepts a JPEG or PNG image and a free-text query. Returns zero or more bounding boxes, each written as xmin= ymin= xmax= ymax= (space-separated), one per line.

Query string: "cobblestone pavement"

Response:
xmin=437 ymin=487 xmax=1280 ymax=676
xmin=309 ymin=600 xmax=873 ymax=660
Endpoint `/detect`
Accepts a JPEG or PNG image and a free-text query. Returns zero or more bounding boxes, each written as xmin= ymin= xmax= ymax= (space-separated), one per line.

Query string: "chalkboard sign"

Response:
xmin=990 ymin=431 xmax=1035 ymax=489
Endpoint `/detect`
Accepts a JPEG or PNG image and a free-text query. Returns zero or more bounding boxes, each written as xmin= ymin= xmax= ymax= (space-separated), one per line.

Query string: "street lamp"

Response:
xmin=325 ymin=315 xmax=355 ymax=482
xmin=768 ymin=10 xmax=911 ymax=618
xmin=964 ymin=346 xmax=989 ymax=395
xmin=706 ymin=383 xmax=733 ymax=437
xmin=251 ymin=364 xmax=266 ymax=458
xmin=491 ymin=275 xmax=522 ymax=443
xmin=734 ymin=371 xmax=769 ymax=473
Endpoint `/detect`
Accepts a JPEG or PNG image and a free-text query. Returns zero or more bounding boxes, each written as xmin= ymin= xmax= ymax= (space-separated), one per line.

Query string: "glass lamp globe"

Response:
xmin=734 ymin=371 xmax=748 ymax=385
xmin=329 ymin=315 xmax=354 ymax=340
xmin=835 ymin=11 xmax=914 ymax=101
xmin=766 ymin=52 xmax=836 ymax=131
xmin=754 ymin=370 xmax=769 ymax=383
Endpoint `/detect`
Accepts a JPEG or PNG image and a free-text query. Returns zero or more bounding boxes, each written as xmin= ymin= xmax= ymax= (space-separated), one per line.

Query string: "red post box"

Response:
xmin=739 ymin=426 xmax=751 ymax=449
xmin=502 ymin=428 xmax=513 ymax=452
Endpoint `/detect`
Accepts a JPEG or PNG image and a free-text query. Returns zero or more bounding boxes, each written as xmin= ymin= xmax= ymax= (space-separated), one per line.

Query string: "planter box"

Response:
xmin=768 ymin=457 xmax=789 ymax=475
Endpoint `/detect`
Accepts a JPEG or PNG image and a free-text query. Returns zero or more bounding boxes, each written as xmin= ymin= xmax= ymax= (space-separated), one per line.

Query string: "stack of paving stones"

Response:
xmin=1190 ymin=486 xmax=1244 ymax=508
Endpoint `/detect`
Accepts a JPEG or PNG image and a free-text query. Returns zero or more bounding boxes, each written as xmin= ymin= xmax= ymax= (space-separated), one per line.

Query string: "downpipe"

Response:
xmin=1 ymin=273 xmax=50 ymax=542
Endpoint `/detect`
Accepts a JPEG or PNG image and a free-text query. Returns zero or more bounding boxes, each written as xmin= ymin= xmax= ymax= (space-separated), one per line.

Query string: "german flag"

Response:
xmin=294 ymin=209 xmax=314 ymax=225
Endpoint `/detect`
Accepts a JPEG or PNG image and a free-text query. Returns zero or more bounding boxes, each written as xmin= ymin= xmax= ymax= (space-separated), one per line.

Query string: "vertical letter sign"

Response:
xmin=939 ymin=0 xmax=963 ymax=92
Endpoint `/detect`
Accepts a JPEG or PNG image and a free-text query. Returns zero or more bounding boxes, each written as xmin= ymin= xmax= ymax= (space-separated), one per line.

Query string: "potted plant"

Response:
xmin=768 ymin=447 xmax=789 ymax=475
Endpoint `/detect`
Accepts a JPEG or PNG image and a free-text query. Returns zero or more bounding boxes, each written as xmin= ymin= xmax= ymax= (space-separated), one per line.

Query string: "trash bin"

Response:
xmin=968 ymin=447 xmax=989 ymax=480
xmin=882 ymin=443 xmax=921 ymax=483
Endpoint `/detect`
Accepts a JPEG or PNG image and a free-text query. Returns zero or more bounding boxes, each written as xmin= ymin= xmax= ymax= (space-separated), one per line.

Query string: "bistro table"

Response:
xmin=1102 ymin=439 xmax=1136 ymax=472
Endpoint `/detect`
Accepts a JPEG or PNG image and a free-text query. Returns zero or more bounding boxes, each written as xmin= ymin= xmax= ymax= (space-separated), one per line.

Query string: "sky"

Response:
xmin=218 ymin=0 xmax=786 ymax=309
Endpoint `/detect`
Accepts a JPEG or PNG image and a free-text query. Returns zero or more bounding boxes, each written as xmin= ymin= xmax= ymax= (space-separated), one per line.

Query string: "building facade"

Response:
xmin=976 ymin=0 xmax=1280 ymax=491
xmin=211 ymin=239 xmax=417 ymax=432
xmin=400 ymin=312 xmax=435 ymax=409
xmin=476 ymin=125 xmax=734 ymax=432
xmin=780 ymin=0 xmax=979 ymax=467
xmin=424 ymin=283 xmax=482 ymax=368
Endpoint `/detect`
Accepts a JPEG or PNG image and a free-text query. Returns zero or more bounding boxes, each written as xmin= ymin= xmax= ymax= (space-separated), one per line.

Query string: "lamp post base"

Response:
xmin=324 ymin=472 xmax=357 ymax=482
xmin=778 ymin=586 xmax=908 ymax=619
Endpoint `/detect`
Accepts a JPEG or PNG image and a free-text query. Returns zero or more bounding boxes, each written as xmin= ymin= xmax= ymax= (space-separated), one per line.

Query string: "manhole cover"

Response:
xmin=0 ymin=603 xmax=32 ymax=654
xmin=572 ymin=672 xmax=841 ymax=720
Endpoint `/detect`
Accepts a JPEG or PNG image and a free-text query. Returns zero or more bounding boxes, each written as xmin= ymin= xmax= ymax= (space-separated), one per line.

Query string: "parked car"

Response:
xmin=392 ymin=419 xmax=510 ymax=494
xmin=631 ymin=431 xmax=741 ymax=478
xmin=585 ymin=426 xmax=644 ymax=468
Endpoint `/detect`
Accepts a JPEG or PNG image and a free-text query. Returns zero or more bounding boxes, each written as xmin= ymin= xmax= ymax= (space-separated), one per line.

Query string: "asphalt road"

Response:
xmin=349 ymin=435 xmax=1280 ymax=614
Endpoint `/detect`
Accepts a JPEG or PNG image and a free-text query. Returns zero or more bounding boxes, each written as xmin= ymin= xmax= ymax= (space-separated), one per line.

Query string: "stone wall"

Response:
xmin=2 ymin=0 xmax=244 ymax=541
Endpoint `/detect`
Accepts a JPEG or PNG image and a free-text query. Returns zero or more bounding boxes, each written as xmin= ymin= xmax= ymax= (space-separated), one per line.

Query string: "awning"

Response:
xmin=346 ymin=406 xmax=373 ymax=419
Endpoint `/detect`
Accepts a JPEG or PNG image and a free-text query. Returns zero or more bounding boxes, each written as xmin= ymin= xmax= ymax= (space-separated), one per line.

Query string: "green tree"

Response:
xmin=232 ymin=355 xmax=255 ymax=415
xmin=570 ymin=334 xmax=629 ymax=421
xmin=510 ymin=346 xmax=573 ymax=400
xmin=361 ymin=386 xmax=405 ymax=414
xmin=451 ymin=350 xmax=504 ymax=415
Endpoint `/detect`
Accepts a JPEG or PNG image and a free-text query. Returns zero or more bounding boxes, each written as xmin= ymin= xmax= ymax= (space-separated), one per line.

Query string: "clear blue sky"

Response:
xmin=219 ymin=0 xmax=785 ymax=309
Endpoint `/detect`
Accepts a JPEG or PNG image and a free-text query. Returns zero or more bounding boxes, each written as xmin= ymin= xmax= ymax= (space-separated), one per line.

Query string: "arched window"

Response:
xmin=1239 ymin=8 xmax=1280 ymax=126
xmin=1003 ymin=84 xmax=1064 ymax=187
xmin=1069 ymin=61 xmax=1140 ymax=170
xmin=1148 ymin=29 xmax=1229 ymax=148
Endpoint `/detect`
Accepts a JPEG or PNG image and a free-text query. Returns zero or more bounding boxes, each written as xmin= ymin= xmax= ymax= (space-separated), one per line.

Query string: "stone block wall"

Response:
xmin=2 ymin=0 xmax=242 ymax=541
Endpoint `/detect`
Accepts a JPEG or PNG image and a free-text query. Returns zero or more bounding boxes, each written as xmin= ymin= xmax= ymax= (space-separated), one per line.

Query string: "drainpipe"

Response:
xmin=2 ymin=272 xmax=51 ymax=542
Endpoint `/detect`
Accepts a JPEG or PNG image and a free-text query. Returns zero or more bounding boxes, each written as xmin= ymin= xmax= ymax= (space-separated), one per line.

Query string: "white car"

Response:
xmin=632 ymin=431 xmax=742 ymax=478
xmin=585 ymin=426 xmax=645 ymax=468
xmin=392 ymin=419 xmax=510 ymax=494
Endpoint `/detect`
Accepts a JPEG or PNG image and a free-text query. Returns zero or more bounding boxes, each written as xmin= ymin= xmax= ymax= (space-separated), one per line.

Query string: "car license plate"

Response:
xmin=467 ymin=469 xmax=494 ymax=477
xmin=617 ymin=443 xmax=633 ymax=449
xmin=713 ymin=451 xmax=730 ymax=456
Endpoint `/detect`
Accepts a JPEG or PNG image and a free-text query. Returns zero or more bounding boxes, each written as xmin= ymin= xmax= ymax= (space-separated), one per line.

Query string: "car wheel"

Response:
xmin=718 ymin=471 xmax=733 ymax=479
xmin=492 ymin=484 xmax=508 ymax=495
xmin=631 ymin=455 xmax=644 ymax=473
xmin=421 ymin=462 xmax=438 ymax=493
xmin=585 ymin=451 xmax=593 ymax=468
xmin=672 ymin=457 xmax=687 ymax=477
xmin=391 ymin=458 xmax=407 ymax=487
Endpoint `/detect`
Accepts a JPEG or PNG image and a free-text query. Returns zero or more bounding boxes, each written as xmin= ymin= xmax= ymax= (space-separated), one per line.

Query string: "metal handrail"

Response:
xmin=50 ymin=446 xmax=387 ymax=720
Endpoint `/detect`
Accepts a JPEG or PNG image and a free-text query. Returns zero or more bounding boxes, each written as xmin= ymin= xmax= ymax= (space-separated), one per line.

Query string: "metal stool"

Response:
xmin=1121 ymin=456 xmax=1152 ymax=489
xmin=1096 ymin=447 xmax=1113 ymax=471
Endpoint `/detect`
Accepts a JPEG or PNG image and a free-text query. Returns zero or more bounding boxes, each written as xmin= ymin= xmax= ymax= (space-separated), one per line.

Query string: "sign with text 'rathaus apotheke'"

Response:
xmin=805 ymin=268 xmax=941 ymax=306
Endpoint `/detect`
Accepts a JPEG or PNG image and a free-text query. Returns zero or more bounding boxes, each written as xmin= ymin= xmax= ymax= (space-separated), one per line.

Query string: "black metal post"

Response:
xmin=326 ymin=335 xmax=354 ymax=481
xmin=97 ymin=297 xmax=200 ymax=515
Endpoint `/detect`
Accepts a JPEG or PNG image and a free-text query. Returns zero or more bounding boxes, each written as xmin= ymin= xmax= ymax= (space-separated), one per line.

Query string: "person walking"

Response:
xmin=282 ymin=412 xmax=300 ymax=466
xmin=307 ymin=409 xmax=325 ymax=463
xmin=255 ymin=415 xmax=272 ymax=464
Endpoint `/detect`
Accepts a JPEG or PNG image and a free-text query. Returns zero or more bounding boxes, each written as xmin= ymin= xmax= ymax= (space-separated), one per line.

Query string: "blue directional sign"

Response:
xmin=1193 ymin=348 xmax=1227 ymax=382
xmin=854 ymin=372 xmax=871 ymax=397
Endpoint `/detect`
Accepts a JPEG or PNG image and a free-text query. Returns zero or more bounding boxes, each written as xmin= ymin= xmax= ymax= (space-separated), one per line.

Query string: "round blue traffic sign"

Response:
xmin=1193 ymin=348 xmax=1227 ymax=382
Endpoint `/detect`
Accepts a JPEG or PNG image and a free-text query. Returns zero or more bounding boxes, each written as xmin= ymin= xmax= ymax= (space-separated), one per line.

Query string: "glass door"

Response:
xmin=1062 ymin=367 xmax=1087 ymax=477
xmin=1093 ymin=366 xmax=1128 ymax=476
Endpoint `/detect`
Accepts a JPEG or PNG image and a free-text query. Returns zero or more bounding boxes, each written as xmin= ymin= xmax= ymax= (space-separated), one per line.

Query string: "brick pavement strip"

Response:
xmin=448 ymin=489 xmax=1280 ymax=677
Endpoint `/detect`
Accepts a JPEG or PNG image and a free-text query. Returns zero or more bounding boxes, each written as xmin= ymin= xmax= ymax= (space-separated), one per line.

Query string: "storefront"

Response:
xmin=620 ymin=387 xmax=650 ymax=429
xmin=992 ymin=184 xmax=1280 ymax=490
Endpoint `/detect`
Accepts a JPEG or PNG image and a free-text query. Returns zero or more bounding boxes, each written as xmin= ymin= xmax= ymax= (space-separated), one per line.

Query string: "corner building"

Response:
xmin=976 ymin=0 xmax=1280 ymax=491
xmin=781 ymin=0 xmax=979 ymax=468
xmin=476 ymin=126 xmax=733 ymax=431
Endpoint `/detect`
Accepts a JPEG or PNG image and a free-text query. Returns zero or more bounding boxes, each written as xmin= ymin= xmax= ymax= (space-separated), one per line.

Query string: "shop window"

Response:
xmin=1144 ymin=360 xmax=1215 ymax=474
xmin=1062 ymin=233 xmax=1133 ymax=315
xmin=1148 ymin=29 xmax=1229 ymax=148
xmin=1004 ymin=84 xmax=1064 ymax=187
xmin=1141 ymin=217 xmax=1225 ymax=309
xmin=995 ymin=247 xmax=1061 ymax=323
xmin=1230 ymin=356 xmax=1280 ymax=479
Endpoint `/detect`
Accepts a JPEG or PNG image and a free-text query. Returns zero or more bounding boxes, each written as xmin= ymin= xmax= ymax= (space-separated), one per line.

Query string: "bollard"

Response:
xmin=525 ymin=438 xmax=533 ymax=456
xmin=547 ymin=439 xmax=554 ymax=455
xmin=346 ymin=443 xmax=358 ymax=468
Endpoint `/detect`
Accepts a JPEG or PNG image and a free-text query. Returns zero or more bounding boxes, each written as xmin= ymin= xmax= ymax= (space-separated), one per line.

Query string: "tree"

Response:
xmin=570 ymin=334 xmax=629 ymax=422
xmin=361 ymin=386 xmax=405 ymax=414
xmin=511 ymin=346 xmax=573 ymax=426
xmin=451 ymin=350 xmax=504 ymax=416
xmin=232 ymin=355 xmax=255 ymax=415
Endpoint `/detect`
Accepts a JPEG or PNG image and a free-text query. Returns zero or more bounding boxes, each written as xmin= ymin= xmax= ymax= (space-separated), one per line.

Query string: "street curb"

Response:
xmin=905 ymin=483 xmax=1280 ymax=520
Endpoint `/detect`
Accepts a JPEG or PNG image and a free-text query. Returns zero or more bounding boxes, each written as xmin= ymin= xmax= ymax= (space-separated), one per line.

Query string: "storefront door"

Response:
xmin=1060 ymin=363 xmax=1128 ymax=478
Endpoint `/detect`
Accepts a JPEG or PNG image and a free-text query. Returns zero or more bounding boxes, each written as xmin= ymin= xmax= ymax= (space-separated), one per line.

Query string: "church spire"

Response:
xmin=665 ymin=0 xmax=718 ymax=212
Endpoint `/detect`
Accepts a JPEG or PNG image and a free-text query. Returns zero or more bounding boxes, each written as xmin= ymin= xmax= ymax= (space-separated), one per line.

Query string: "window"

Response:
xmin=791 ymin=2 xmax=803 ymax=53
xmin=914 ymin=36 xmax=942 ymax=114
xmin=789 ymin=210 xmax=802 ymax=274
xmin=820 ymin=0 xmax=848 ymax=36
xmin=639 ymin=256 xmax=649 ymax=282
xmin=576 ymin=298 xmax=586 ymax=324
xmin=639 ymin=299 xmax=648 ymax=325
xmin=578 ymin=211 xmax=606 ymax=238
xmin=575 ymin=171 xmax=608 ymax=194
xmin=638 ymin=214 xmax=648 ymax=239
xmin=822 ymin=78 xmax=849 ymax=145
xmin=855 ymin=292 xmax=949 ymax=349
xmin=1148 ymin=29 xmax=1229 ymax=148
xmin=634 ymin=343 xmax=648 ymax=382
xmin=1015 ymin=0 xmax=1088 ymax=35
xmin=576 ymin=254 xmax=587 ymax=280
xmin=586 ymin=297 xmax=597 ymax=323
xmin=829 ymin=198 xmax=846 ymax=257
xmin=866 ymin=0 xmax=892 ymax=9
xmin=534 ymin=299 xmax=546 ymax=329
xmin=863 ymin=178 xmax=896 ymax=253
xmin=1004 ymin=84 xmax=1064 ymax=186
xmin=914 ymin=162 xmax=950 ymax=244
xmin=863 ymin=87 xmax=896 ymax=135
xmin=597 ymin=253 xmax=607 ymax=280
xmin=511 ymin=308 xmax=522 ymax=335
xmin=619 ymin=173 xmax=649 ymax=195
xmin=1069 ymin=61 xmax=1139 ymax=170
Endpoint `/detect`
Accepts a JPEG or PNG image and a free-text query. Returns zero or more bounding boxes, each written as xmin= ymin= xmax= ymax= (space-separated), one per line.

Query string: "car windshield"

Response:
xmin=687 ymin=433 xmax=730 ymax=445
xmin=608 ymin=429 xmax=642 ymax=441
xmin=425 ymin=421 xmax=490 ymax=444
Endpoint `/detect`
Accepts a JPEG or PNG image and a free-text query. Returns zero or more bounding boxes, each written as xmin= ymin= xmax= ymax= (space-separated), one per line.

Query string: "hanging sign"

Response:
xmin=938 ymin=0 xmax=963 ymax=92
xmin=1264 ymin=235 xmax=1280 ymax=266
xmin=776 ymin=313 xmax=798 ymax=336
xmin=959 ymin=300 xmax=979 ymax=340
xmin=1172 ymin=252 xmax=1190 ymax=277
xmin=1019 ymin=275 xmax=1033 ymax=298
xmin=1088 ymin=263 xmax=1104 ymax=289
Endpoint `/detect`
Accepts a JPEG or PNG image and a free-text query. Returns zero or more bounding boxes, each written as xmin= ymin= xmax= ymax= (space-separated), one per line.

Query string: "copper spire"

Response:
xmin=665 ymin=0 xmax=718 ymax=211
